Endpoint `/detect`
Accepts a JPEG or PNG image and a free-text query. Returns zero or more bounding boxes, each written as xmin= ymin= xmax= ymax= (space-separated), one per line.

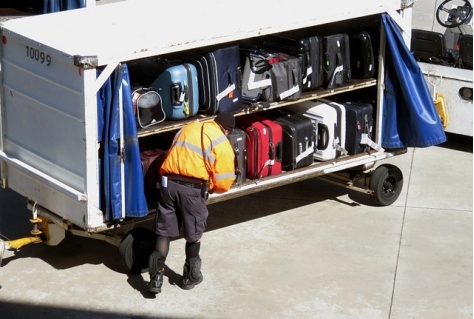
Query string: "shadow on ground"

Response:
xmin=0 ymin=300 xmax=195 ymax=319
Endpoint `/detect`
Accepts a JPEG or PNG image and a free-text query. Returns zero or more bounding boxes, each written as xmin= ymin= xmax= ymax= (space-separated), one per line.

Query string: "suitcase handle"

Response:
xmin=317 ymin=123 xmax=329 ymax=150
xmin=170 ymin=82 xmax=185 ymax=106
xmin=237 ymin=66 xmax=242 ymax=89
xmin=233 ymin=143 xmax=243 ymax=187
xmin=249 ymin=54 xmax=269 ymax=72
xmin=275 ymin=141 xmax=283 ymax=163
xmin=323 ymin=53 xmax=330 ymax=73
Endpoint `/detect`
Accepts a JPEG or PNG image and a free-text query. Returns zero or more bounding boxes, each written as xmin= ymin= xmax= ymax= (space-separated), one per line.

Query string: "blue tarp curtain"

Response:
xmin=381 ymin=14 xmax=446 ymax=148
xmin=97 ymin=65 xmax=148 ymax=221
xmin=43 ymin=0 xmax=85 ymax=13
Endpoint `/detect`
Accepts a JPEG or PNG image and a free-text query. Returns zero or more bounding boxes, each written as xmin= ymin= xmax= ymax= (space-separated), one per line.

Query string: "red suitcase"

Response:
xmin=236 ymin=114 xmax=283 ymax=179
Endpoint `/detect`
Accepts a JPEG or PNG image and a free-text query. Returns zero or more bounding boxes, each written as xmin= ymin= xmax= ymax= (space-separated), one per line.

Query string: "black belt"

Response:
xmin=166 ymin=174 xmax=205 ymax=189
xmin=169 ymin=179 xmax=202 ymax=189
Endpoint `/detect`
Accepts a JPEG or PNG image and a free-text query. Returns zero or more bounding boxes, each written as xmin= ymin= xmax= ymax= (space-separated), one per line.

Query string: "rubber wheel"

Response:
xmin=119 ymin=227 xmax=156 ymax=274
xmin=369 ymin=164 xmax=403 ymax=206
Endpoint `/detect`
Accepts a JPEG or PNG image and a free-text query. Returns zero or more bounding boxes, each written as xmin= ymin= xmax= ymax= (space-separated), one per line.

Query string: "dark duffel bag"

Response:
xmin=241 ymin=50 xmax=272 ymax=103
xmin=267 ymin=53 xmax=302 ymax=102
xmin=263 ymin=34 xmax=323 ymax=91
xmin=140 ymin=149 xmax=167 ymax=204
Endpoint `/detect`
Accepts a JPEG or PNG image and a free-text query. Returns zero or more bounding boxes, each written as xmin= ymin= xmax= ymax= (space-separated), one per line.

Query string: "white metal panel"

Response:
xmin=419 ymin=62 xmax=473 ymax=137
xmin=1 ymin=0 xmax=402 ymax=66
xmin=0 ymin=28 xmax=102 ymax=229
xmin=5 ymin=164 xmax=90 ymax=229
xmin=2 ymin=33 xmax=88 ymax=191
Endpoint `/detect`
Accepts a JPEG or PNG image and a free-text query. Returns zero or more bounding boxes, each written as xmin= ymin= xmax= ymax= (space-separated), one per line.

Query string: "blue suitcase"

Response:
xmin=207 ymin=45 xmax=243 ymax=114
xmin=184 ymin=45 xmax=243 ymax=114
xmin=151 ymin=63 xmax=199 ymax=120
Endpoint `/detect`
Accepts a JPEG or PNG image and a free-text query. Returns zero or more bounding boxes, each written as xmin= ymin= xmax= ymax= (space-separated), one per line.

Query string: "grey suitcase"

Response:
xmin=227 ymin=128 xmax=247 ymax=186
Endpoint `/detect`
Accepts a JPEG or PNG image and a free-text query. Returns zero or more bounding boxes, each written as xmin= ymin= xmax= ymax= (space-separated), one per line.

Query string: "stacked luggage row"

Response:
xmin=227 ymin=98 xmax=374 ymax=187
xmin=128 ymin=30 xmax=375 ymax=128
xmin=139 ymin=97 xmax=375 ymax=201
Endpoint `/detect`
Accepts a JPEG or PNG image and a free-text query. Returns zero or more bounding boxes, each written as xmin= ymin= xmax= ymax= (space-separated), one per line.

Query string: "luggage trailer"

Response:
xmin=0 ymin=0 xmax=419 ymax=272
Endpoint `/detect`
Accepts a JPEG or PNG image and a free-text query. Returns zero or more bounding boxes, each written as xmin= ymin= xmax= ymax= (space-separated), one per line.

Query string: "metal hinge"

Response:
xmin=74 ymin=55 xmax=98 ymax=69
xmin=401 ymin=0 xmax=416 ymax=9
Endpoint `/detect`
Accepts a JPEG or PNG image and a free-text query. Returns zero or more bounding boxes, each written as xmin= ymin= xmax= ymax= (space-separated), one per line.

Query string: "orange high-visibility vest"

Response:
xmin=160 ymin=121 xmax=235 ymax=193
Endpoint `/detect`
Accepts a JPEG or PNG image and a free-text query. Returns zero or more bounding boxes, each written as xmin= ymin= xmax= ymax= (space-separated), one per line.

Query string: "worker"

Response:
xmin=146 ymin=111 xmax=236 ymax=294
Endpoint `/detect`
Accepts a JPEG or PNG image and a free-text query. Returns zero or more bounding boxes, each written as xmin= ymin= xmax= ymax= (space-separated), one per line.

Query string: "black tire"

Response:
xmin=119 ymin=227 xmax=156 ymax=274
xmin=368 ymin=164 xmax=403 ymax=206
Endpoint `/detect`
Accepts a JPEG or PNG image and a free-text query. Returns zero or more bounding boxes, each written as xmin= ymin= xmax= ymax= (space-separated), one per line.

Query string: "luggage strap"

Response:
xmin=335 ymin=144 xmax=348 ymax=156
xmin=361 ymin=134 xmax=384 ymax=152
xmin=216 ymin=72 xmax=236 ymax=101
xmin=256 ymin=159 xmax=275 ymax=181
xmin=295 ymin=145 xmax=314 ymax=163
xmin=216 ymin=83 xmax=236 ymax=101
xmin=333 ymin=137 xmax=348 ymax=156
xmin=247 ymin=72 xmax=272 ymax=90
xmin=279 ymin=68 xmax=300 ymax=100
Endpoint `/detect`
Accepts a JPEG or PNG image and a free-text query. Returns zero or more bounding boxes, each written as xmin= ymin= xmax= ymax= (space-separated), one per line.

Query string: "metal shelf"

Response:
xmin=136 ymin=78 xmax=377 ymax=137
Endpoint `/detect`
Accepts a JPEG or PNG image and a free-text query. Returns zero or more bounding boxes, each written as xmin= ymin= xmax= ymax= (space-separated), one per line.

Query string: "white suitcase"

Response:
xmin=285 ymin=98 xmax=347 ymax=161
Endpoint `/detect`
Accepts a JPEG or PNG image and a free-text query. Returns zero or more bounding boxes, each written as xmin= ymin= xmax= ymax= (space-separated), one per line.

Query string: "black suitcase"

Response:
xmin=274 ymin=113 xmax=315 ymax=171
xmin=350 ymin=31 xmax=375 ymax=79
xmin=184 ymin=45 xmax=243 ymax=114
xmin=227 ymin=128 xmax=247 ymax=187
xmin=322 ymin=33 xmax=351 ymax=89
xmin=263 ymin=34 xmax=323 ymax=91
xmin=342 ymin=101 xmax=374 ymax=155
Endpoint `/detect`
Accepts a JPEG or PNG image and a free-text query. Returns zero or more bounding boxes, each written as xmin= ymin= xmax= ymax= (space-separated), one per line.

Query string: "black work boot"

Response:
xmin=146 ymin=251 xmax=165 ymax=294
xmin=146 ymin=267 xmax=164 ymax=294
xmin=181 ymin=256 xmax=203 ymax=290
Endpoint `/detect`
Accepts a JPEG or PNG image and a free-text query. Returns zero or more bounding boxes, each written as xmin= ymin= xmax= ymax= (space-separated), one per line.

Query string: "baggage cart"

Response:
xmin=0 ymin=0 xmax=446 ymax=273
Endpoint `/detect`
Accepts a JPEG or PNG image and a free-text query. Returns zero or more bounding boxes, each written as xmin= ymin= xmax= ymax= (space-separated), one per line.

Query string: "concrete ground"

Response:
xmin=0 ymin=1 xmax=472 ymax=318
xmin=0 ymin=133 xmax=472 ymax=319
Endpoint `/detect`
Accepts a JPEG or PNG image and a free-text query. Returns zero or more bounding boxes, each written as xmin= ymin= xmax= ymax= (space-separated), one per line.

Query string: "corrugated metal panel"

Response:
xmin=2 ymin=32 xmax=87 ymax=192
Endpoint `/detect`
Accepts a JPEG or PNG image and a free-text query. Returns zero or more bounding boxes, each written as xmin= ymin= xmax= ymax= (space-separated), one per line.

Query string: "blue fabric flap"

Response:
xmin=381 ymin=14 xmax=447 ymax=148
xmin=43 ymin=0 xmax=85 ymax=13
xmin=98 ymin=65 xmax=148 ymax=221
